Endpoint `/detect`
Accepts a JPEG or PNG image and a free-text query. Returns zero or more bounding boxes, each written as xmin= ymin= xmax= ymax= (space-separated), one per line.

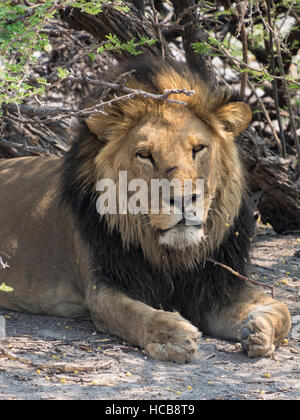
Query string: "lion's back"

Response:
xmin=0 ymin=157 xmax=88 ymax=317
xmin=0 ymin=155 xmax=61 ymax=190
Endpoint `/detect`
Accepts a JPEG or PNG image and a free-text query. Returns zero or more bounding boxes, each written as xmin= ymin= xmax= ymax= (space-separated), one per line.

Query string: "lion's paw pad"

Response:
xmin=240 ymin=316 xmax=275 ymax=358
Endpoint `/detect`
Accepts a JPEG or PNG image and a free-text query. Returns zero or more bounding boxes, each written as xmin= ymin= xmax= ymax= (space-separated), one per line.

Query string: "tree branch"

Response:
xmin=265 ymin=0 xmax=286 ymax=158
xmin=205 ymin=258 xmax=275 ymax=299
xmin=59 ymin=3 xmax=171 ymax=60
xmin=236 ymin=1 xmax=248 ymax=100
xmin=3 ymin=79 xmax=195 ymax=126
xmin=171 ymin=0 xmax=218 ymax=85
xmin=247 ymin=80 xmax=283 ymax=156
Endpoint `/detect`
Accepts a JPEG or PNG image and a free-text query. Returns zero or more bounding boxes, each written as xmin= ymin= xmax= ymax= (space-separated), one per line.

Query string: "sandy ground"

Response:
xmin=0 ymin=225 xmax=299 ymax=400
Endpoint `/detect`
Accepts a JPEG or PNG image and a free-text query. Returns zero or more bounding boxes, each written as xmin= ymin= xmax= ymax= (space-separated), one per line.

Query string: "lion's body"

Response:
xmin=0 ymin=59 xmax=291 ymax=362
xmin=0 ymin=154 xmax=247 ymax=321
xmin=0 ymin=157 xmax=89 ymax=318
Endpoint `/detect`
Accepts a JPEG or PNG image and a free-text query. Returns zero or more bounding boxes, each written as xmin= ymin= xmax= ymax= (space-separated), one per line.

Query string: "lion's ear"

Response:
xmin=85 ymin=114 xmax=103 ymax=137
xmin=216 ymin=102 xmax=252 ymax=136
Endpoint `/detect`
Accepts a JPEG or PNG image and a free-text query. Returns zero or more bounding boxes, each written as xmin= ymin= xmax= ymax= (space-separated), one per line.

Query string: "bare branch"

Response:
xmin=150 ymin=0 xmax=165 ymax=61
xmin=236 ymin=1 xmax=248 ymax=100
xmin=247 ymin=80 xmax=283 ymax=156
xmin=203 ymin=29 xmax=300 ymax=88
xmin=205 ymin=258 xmax=275 ymax=299
xmin=0 ymin=344 xmax=111 ymax=373
xmin=265 ymin=0 xmax=286 ymax=158
xmin=3 ymin=79 xmax=195 ymax=126
xmin=273 ymin=31 xmax=300 ymax=168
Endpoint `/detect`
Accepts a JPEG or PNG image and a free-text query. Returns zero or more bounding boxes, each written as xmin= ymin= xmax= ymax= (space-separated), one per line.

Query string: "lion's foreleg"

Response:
xmin=86 ymin=283 xmax=200 ymax=363
xmin=203 ymin=287 xmax=291 ymax=357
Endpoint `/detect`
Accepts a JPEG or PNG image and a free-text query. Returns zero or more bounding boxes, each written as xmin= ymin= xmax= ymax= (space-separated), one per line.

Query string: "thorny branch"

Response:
xmin=273 ymin=32 xmax=300 ymax=166
xmin=3 ymin=78 xmax=195 ymax=126
xmin=150 ymin=0 xmax=165 ymax=60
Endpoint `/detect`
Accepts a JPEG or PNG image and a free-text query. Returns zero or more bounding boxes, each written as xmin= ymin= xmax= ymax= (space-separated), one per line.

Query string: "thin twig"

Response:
xmin=0 ymin=138 xmax=47 ymax=154
xmin=205 ymin=258 xmax=275 ymax=299
xmin=247 ymin=80 xmax=283 ymax=155
xmin=236 ymin=1 xmax=248 ymax=100
xmin=150 ymin=0 xmax=165 ymax=61
xmin=265 ymin=0 xmax=286 ymax=158
xmin=274 ymin=33 xmax=300 ymax=167
xmin=254 ymin=0 xmax=290 ymax=55
xmin=3 ymin=79 xmax=195 ymax=126
xmin=175 ymin=3 xmax=204 ymax=24
xmin=202 ymin=29 xmax=300 ymax=88
xmin=0 ymin=344 xmax=111 ymax=373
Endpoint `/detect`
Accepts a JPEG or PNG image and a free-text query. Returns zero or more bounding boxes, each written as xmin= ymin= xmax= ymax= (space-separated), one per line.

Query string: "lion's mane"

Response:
xmin=61 ymin=59 xmax=255 ymax=325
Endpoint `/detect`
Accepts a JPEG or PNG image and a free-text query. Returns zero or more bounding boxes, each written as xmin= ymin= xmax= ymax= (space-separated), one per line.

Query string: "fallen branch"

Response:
xmin=0 ymin=251 xmax=10 ymax=260
xmin=0 ymin=344 xmax=111 ymax=373
xmin=0 ymin=138 xmax=48 ymax=155
xmin=205 ymin=258 xmax=275 ymax=299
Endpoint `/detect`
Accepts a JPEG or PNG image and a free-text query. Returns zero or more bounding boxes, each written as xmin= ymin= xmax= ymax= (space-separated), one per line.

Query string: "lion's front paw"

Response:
xmin=143 ymin=311 xmax=201 ymax=363
xmin=240 ymin=315 xmax=275 ymax=358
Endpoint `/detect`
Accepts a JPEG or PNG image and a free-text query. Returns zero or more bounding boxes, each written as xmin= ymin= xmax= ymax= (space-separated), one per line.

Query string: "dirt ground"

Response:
xmin=0 ymin=224 xmax=299 ymax=400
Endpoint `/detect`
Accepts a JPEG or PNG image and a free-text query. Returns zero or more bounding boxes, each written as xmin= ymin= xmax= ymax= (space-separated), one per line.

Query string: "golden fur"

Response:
xmin=0 ymin=60 xmax=291 ymax=363
xmin=85 ymin=63 xmax=251 ymax=270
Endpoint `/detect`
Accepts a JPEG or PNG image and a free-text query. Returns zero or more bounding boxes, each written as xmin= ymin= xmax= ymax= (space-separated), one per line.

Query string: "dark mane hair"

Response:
xmin=61 ymin=57 xmax=255 ymax=328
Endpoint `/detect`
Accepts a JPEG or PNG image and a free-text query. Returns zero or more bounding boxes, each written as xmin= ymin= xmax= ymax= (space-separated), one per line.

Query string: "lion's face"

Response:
xmin=92 ymin=103 xmax=250 ymax=251
xmin=86 ymin=62 xmax=252 ymax=254
xmin=120 ymin=107 xmax=213 ymax=250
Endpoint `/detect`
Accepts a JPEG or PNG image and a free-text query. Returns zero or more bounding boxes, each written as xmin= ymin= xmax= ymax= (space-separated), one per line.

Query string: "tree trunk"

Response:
xmin=59 ymin=4 xmax=171 ymax=61
xmin=237 ymin=129 xmax=300 ymax=234
xmin=170 ymin=0 xmax=218 ymax=85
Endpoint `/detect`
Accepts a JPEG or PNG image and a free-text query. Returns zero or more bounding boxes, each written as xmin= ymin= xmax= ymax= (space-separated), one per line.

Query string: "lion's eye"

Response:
xmin=193 ymin=144 xmax=207 ymax=158
xmin=136 ymin=151 xmax=151 ymax=159
xmin=136 ymin=151 xmax=156 ymax=167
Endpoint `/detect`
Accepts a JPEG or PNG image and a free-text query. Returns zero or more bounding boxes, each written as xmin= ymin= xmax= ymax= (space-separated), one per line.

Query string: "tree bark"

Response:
xmin=237 ymin=129 xmax=300 ymax=234
xmin=171 ymin=0 xmax=218 ymax=85
xmin=59 ymin=4 xmax=171 ymax=61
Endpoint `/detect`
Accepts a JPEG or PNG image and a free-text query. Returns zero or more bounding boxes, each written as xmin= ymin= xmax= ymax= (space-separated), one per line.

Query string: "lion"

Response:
xmin=0 ymin=59 xmax=291 ymax=362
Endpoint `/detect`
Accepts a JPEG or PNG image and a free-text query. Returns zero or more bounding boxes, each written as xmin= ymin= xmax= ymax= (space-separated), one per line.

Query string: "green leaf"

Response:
xmin=288 ymin=83 xmax=299 ymax=89
xmin=88 ymin=52 xmax=95 ymax=62
xmin=0 ymin=282 xmax=14 ymax=293
xmin=57 ymin=67 xmax=70 ymax=79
